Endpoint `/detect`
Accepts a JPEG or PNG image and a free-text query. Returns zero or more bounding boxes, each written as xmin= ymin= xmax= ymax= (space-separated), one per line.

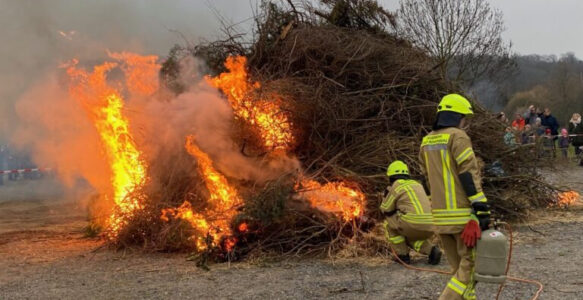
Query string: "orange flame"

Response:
xmin=208 ymin=56 xmax=365 ymax=223
xmin=297 ymin=179 xmax=365 ymax=222
xmin=206 ymin=56 xmax=294 ymax=151
xmin=238 ymin=222 xmax=249 ymax=233
xmin=555 ymin=191 xmax=580 ymax=208
xmin=162 ymin=55 xmax=366 ymax=252
xmin=67 ymin=52 xmax=158 ymax=237
xmin=160 ymin=136 xmax=243 ymax=251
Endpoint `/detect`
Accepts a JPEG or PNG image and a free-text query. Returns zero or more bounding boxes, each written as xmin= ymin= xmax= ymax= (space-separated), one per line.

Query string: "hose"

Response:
xmin=495 ymin=222 xmax=544 ymax=300
xmin=389 ymin=221 xmax=544 ymax=300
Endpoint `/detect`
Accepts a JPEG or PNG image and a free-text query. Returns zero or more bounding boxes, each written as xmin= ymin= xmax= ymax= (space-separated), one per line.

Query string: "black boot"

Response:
xmin=428 ymin=246 xmax=442 ymax=265
xmin=393 ymin=254 xmax=410 ymax=264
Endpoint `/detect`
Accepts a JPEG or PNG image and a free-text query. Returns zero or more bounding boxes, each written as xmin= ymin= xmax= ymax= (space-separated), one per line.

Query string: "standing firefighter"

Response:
xmin=419 ymin=94 xmax=490 ymax=300
xmin=380 ymin=160 xmax=442 ymax=265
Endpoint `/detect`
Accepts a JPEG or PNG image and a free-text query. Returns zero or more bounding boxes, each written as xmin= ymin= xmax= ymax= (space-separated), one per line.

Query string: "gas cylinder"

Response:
xmin=474 ymin=229 xmax=508 ymax=283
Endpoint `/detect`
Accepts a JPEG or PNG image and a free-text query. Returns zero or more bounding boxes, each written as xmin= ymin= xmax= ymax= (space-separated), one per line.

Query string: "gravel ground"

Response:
xmin=0 ymin=166 xmax=582 ymax=300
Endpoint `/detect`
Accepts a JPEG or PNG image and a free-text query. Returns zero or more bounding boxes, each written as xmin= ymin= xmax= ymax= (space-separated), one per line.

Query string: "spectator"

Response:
xmin=540 ymin=108 xmax=559 ymax=138
xmin=533 ymin=117 xmax=545 ymax=136
xmin=558 ymin=128 xmax=570 ymax=159
xmin=521 ymin=124 xmax=535 ymax=144
xmin=511 ymin=113 xmax=525 ymax=131
xmin=569 ymin=113 xmax=583 ymax=165
xmin=542 ymin=128 xmax=555 ymax=158
xmin=504 ymin=127 xmax=517 ymax=146
xmin=497 ymin=112 xmax=508 ymax=123
xmin=524 ymin=105 xmax=539 ymax=125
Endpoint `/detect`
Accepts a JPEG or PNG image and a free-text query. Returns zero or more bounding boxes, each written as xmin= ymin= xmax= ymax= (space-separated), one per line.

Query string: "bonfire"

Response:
xmin=68 ymin=1 xmax=559 ymax=261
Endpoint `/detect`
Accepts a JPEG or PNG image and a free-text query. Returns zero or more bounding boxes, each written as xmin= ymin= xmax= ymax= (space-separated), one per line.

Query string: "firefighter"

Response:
xmin=419 ymin=94 xmax=490 ymax=300
xmin=380 ymin=160 xmax=442 ymax=265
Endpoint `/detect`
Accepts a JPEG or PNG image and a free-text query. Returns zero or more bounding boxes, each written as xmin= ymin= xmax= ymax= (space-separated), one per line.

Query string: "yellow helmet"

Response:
xmin=386 ymin=160 xmax=409 ymax=177
xmin=437 ymin=94 xmax=474 ymax=116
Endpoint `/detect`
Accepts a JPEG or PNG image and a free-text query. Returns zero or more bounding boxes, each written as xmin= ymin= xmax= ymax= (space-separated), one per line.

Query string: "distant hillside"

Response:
xmin=469 ymin=53 xmax=583 ymax=125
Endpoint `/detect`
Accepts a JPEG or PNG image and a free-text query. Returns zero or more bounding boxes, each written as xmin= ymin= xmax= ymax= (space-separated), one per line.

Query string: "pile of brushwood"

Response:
xmin=116 ymin=0 xmax=559 ymax=259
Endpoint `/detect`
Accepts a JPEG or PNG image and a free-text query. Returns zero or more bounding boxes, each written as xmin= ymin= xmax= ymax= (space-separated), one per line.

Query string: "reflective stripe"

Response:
xmin=432 ymin=208 xmax=472 ymax=225
xmin=456 ymin=147 xmax=474 ymax=164
xmin=389 ymin=235 xmax=405 ymax=244
xmin=382 ymin=220 xmax=390 ymax=241
xmin=413 ymin=240 xmax=424 ymax=252
xmin=445 ymin=150 xmax=456 ymax=209
xmin=404 ymin=186 xmax=423 ymax=214
xmin=432 ymin=208 xmax=472 ymax=216
xmin=402 ymin=214 xmax=433 ymax=224
xmin=395 ymin=182 xmax=416 ymax=192
xmin=424 ymin=151 xmax=430 ymax=178
xmin=380 ymin=194 xmax=396 ymax=211
xmin=424 ymin=144 xmax=448 ymax=151
xmin=433 ymin=216 xmax=471 ymax=225
xmin=463 ymin=249 xmax=477 ymax=300
xmin=447 ymin=277 xmax=467 ymax=296
xmin=469 ymin=192 xmax=487 ymax=203
xmin=441 ymin=149 xmax=455 ymax=210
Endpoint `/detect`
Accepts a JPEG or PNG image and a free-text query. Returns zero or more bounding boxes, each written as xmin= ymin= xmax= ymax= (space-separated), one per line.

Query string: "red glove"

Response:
xmin=461 ymin=215 xmax=482 ymax=248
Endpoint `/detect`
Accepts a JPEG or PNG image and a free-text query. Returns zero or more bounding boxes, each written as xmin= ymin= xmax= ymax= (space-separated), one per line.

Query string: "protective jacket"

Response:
xmin=380 ymin=179 xmax=432 ymax=226
xmin=419 ymin=127 xmax=487 ymax=234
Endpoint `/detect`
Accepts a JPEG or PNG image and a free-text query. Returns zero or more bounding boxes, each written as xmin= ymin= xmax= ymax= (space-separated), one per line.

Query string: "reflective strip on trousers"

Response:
xmin=389 ymin=235 xmax=405 ymax=244
xmin=447 ymin=276 xmax=467 ymax=296
xmin=413 ymin=240 xmax=424 ymax=252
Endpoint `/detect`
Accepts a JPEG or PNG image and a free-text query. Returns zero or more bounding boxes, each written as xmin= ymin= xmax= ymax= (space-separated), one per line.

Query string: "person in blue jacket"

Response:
xmin=540 ymin=107 xmax=559 ymax=138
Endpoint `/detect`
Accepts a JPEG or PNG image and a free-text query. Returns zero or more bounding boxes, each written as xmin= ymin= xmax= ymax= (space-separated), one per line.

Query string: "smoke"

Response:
xmin=11 ymin=73 xmax=111 ymax=192
xmin=3 ymin=0 xmax=294 ymax=209
xmin=132 ymin=57 xmax=300 ymax=184
xmin=0 ymin=0 xmax=255 ymax=141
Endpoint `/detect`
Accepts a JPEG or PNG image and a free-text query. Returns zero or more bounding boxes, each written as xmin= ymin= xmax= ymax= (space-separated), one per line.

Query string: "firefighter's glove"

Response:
xmin=471 ymin=202 xmax=491 ymax=231
xmin=461 ymin=215 xmax=481 ymax=248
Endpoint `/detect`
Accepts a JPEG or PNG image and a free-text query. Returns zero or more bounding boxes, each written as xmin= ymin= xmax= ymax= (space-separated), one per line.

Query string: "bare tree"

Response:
xmin=396 ymin=0 xmax=513 ymax=83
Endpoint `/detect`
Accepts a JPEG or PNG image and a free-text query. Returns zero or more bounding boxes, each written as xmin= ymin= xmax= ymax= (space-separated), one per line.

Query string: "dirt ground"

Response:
xmin=1 ymin=166 xmax=582 ymax=300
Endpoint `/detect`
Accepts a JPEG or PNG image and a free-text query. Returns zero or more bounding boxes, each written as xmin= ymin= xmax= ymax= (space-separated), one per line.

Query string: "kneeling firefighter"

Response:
xmin=419 ymin=94 xmax=491 ymax=300
xmin=380 ymin=160 xmax=442 ymax=265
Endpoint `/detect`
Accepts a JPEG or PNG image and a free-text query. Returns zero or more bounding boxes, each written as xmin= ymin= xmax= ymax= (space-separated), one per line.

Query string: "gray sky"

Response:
xmin=1 ymin=0 xmax=582 ymax=140
xmin=202 ymin=0 xmax=583 ymax=57
xmin=382 ymin=0 xmax=583 ymax=57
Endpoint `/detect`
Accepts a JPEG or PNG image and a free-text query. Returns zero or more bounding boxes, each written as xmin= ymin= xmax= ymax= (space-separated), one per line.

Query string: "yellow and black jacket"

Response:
xmin=419 ymin=127 xmax=487 ymax=234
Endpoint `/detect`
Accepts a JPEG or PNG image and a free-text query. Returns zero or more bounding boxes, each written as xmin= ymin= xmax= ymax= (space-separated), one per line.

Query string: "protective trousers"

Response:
xmin=383 ymin=215 xmax=434 ymax=256
xmin=438 ymin=233 xmax=476 ymax=300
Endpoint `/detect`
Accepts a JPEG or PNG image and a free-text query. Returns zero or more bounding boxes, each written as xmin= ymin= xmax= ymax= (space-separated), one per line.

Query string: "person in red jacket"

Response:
xmin=511 ymin=113 xmax=525 ymax=131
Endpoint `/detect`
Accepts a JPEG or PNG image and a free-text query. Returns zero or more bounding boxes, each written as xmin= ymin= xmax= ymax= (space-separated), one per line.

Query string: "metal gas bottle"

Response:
xmin=474 ymin=229 xmax=508 ymax=283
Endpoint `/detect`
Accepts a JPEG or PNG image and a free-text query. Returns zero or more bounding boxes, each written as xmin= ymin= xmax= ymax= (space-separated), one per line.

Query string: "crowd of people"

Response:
xmin=498 ymin=105 xmax=583 ymax=165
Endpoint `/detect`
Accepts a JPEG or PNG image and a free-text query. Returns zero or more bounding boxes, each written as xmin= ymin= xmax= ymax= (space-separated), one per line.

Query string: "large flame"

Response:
xmin=161 ymin=136 xmax=245 ymax=251
xmin=161 ymin=55 xmax=365 ymax=251
xmin=298 ymin=179 xmax=365 ymax=222
xmin=67 ymin=52 xmax=158 ymax=237
xmin=207 ymin=56 xmax=294 ymax=151
xmin=209 ymin=56 xmax=365 ymax=222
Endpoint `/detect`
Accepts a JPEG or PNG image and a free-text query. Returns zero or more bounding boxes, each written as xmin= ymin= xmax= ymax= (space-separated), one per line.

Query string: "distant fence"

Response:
xmin=0 ymin=167 xmax=52 ymax=175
